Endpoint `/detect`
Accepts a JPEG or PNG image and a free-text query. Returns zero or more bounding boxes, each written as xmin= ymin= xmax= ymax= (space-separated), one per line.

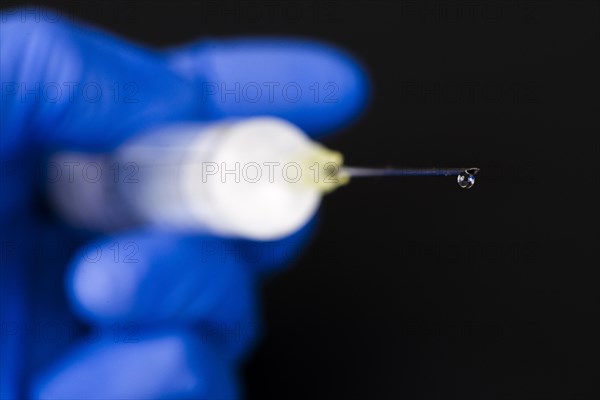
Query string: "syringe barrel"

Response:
xmin=49 ymin=117 xmax=330 ymax=240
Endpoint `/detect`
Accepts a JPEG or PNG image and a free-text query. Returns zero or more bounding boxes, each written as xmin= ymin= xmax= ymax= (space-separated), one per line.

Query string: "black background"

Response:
xmin=4 ymin=1 xmax=600 ymax=399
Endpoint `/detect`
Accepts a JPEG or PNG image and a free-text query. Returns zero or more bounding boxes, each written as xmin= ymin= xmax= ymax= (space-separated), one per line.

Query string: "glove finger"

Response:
xmin=168 ymin=37 xmax=370 ymax=137
xmin=30 ymin=329 xmax=239 ymax=400
xmin=67 ymin=230 xmax=258 ymax=327
xmin=65 ymin=225 xmax=312 ymax=358
xmin=2 ymin=9 xmax=369 ymax=156
xmin=67 ymin=220 xmax=315 ymax=325
xmin=1 ymin=11 xmax=201 ymax=154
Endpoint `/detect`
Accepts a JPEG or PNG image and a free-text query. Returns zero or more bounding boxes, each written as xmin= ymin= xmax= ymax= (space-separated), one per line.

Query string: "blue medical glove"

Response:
xmin=0 ymin=8 xmax=369 ymax=399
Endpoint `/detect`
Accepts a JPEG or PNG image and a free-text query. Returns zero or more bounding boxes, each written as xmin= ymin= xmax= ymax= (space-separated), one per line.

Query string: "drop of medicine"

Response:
xmin=457 ymin=171 xmax=476 ymax=189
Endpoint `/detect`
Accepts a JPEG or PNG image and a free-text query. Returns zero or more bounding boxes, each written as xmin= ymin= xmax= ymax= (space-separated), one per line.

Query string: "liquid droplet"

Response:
xmin=457 ymin=170 xmax=477 ymax=189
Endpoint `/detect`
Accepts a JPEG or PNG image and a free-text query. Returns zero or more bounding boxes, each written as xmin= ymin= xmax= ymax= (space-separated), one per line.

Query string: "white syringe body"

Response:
xmin=50 ymin=117 xmax=340 ymax=240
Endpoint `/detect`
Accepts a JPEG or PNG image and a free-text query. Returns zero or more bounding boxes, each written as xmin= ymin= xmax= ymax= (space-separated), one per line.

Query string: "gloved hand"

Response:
xmin=0 ymin=8 xmax=368 ymax=399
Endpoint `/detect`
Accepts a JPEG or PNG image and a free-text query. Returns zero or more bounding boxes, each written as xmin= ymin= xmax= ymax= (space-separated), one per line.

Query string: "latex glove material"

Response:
xmin=0 ymin=8 xmax=369 ymax=399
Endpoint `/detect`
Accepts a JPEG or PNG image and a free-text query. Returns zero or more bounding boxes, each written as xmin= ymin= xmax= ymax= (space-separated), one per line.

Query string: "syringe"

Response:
xmin=49 ymin=117 xmax=479 ymax=240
